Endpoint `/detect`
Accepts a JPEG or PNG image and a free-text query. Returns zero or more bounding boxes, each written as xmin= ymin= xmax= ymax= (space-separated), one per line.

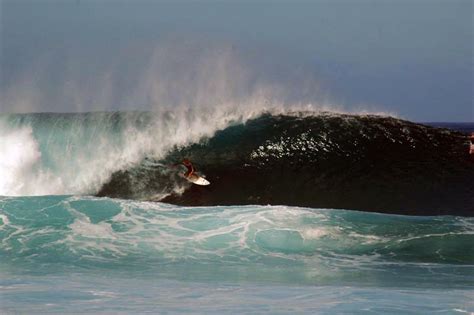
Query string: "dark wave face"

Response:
xmin=97 ymin=113 xmax=474 ymax=216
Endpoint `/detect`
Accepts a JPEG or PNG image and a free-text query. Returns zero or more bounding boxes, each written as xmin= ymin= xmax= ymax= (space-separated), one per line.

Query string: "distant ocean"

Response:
xmin=425 ymin=122 xmax=474 ymax=134
xmin=1 ymin=112 xmax=473 ymax=314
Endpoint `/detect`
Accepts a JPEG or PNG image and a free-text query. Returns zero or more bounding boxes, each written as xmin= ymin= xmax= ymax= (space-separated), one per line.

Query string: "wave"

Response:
xmin=0 ymin=196 xmax=473 ymax=286
xmin=1 ymin=111 xmax=472 ymax=216
xmin=98 ymin=113 xmax=474 ymax=216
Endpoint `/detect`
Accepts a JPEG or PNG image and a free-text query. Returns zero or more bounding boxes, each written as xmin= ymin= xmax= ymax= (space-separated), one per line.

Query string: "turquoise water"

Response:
xmin=1 ymin=196 xmax=473 ymax=313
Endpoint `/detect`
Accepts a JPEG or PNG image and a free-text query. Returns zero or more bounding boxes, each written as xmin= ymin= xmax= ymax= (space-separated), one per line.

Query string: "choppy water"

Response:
xmin=1 ymin=196 xmax=473 ymax=313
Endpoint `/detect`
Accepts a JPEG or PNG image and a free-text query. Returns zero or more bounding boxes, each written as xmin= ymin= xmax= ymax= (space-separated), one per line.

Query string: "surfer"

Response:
xmin=182 ymin=158 xmax=195 ymax=178
xmin=173 ymin=159 xmax=210 ymax=185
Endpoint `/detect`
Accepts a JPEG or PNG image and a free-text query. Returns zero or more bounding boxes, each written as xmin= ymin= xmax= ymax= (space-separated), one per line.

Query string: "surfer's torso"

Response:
xmin=182 ymin=159 xmax=195 ymax=178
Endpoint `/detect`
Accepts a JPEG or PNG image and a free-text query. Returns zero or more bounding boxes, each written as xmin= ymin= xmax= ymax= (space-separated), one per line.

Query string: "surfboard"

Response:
xmin=186 ymin=174 xmax=210 ymax=186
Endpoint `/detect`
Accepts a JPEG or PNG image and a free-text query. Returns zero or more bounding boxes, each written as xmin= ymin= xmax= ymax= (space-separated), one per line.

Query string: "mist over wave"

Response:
xmin=0 ymin=41 xmax=342 ymax=197
xmin=1 ymin=41 xmax=333 ymax=113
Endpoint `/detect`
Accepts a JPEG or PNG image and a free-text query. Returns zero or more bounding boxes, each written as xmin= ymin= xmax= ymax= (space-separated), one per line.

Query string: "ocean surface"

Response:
xmin=0 ymin=111 xmax=473 ymax=314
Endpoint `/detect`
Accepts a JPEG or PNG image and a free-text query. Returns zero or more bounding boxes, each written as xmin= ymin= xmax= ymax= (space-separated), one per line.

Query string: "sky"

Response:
xmin=0 ymin=0 xmax=472 ymax=121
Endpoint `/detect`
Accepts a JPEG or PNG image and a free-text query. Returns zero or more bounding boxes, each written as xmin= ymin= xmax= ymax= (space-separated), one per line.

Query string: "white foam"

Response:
xmin=302 ymin=228 xmax=331 ymax=239
xmin=0 ymin=123 xmax=63 ymax=195
xmin=0 ymin=214 xmax=10 ymax=226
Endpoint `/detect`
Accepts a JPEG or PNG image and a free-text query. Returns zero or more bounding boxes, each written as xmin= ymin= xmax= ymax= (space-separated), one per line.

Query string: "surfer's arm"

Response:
xmin=182 ymin=164 xmax=194 ymax=178
xmin=188 ymin=167 xmax=196 ymax=177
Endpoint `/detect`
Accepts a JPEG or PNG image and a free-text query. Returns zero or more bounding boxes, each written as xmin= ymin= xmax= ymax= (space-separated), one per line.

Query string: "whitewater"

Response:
xmin=0 ymin=109 xmax=473 ymax=314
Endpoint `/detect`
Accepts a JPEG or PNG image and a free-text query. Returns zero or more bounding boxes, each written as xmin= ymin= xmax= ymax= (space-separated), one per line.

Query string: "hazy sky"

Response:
xmin=1 ymin=0 xmax=472 ymax=121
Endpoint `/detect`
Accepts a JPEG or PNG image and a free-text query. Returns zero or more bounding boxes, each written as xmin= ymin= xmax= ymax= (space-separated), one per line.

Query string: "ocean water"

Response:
xmin=0 ymin=112 xmax=473 ymax=314
xmin=1 ymin=196 xmax=473 ymax=314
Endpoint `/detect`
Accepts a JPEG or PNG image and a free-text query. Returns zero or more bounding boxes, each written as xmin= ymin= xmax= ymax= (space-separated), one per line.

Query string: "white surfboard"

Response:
xmin=186 ymin=174 xmax=210 ymax=186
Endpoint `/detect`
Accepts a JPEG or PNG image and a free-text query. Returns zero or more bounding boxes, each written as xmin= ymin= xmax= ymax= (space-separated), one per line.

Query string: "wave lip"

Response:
xmin=99 ymin=112 xmax=474 ymax=216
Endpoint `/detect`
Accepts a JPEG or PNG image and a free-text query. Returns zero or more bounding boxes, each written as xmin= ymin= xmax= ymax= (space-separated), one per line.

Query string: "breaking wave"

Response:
xmin=0 ymin=111 xmax=472 ymax=216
